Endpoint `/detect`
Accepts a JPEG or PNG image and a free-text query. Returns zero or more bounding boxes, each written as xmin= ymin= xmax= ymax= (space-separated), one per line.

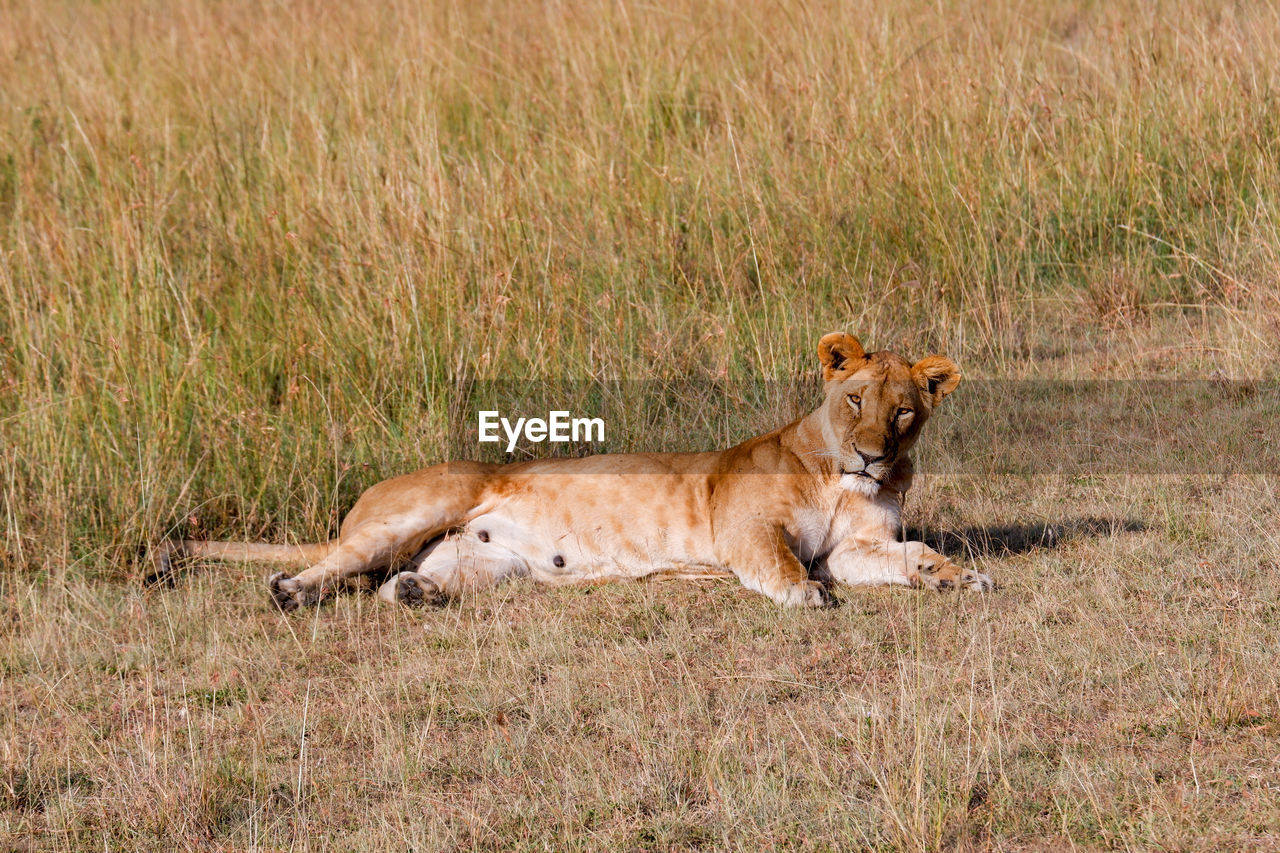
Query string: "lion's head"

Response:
xmin=816 ymin=332 xmax=960 ymax=495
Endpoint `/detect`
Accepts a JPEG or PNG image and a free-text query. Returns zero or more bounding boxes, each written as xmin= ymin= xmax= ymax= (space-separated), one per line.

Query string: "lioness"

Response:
xmin=157 ymin=333 xmax=992 ymax=610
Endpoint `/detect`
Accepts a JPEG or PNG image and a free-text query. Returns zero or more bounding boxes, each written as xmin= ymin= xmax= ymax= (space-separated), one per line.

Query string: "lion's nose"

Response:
xmin=857 ymin=449 xmax=887 ymax=466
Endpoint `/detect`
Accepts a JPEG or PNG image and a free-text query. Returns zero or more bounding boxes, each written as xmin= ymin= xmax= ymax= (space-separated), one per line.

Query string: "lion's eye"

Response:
xmin=896 ymin=407 xmax=913 ymax=419
xmin=846 ymin=394 xmax=861 ymax=409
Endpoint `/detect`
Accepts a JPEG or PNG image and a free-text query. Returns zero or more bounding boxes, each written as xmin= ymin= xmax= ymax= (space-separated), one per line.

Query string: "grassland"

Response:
xmin=3 ymin=0 xmax=1280 ymax=848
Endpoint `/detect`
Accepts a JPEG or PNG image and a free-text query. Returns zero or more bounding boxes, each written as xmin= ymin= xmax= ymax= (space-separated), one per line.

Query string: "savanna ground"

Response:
xmin=3 ymin=0 xmax=1280 ymax=849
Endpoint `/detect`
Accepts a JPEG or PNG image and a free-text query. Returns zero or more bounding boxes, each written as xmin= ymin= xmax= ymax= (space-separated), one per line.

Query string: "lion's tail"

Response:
xmin=144 ymin=539 xmax=338 ymax=586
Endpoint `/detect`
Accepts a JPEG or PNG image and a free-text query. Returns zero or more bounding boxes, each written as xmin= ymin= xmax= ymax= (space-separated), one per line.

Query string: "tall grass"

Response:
xmin=2 ymin=0 xmax=1279 ymax=569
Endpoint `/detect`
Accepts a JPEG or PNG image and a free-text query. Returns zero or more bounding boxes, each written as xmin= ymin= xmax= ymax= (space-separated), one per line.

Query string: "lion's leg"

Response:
xmin=376 ymin=534 xmax=528 ymax=607
xmin=715 ymin=524 xmax=829 ymax=608
xmin=825 ymin=538 xmax=992 ymax=591
xmin=269 ymin=462 xmax=496 ymax=611
xmin=269 ymin=519 xmax=434 ymax=610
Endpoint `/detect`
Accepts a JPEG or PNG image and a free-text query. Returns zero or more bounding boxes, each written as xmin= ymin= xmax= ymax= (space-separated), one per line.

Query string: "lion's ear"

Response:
xmin=911 ymin=355 xmax=961 ymax=406
xmin=817 ymin=332 xmax=866 ymax=381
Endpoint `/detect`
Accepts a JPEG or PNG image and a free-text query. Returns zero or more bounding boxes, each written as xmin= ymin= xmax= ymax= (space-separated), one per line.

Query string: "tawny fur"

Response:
xmin=159 ymin=333 xmax=992 ymax=610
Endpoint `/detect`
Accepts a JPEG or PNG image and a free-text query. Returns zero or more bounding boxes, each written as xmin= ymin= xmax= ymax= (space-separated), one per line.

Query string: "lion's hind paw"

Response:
xmin=393 ymin=572 xmax=445 ymax=608
xmin=268 ymin=572 xmax=321 ymax=612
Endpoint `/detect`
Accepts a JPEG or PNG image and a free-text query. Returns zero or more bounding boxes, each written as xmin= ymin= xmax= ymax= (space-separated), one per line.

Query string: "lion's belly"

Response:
xmin=461 ymin=473 xmax=720 ymax=582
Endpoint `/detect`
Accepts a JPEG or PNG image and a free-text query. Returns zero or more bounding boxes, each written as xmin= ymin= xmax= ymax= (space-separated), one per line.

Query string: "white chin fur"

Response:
xmin=839 ymin=473 xmax=882 ymax=497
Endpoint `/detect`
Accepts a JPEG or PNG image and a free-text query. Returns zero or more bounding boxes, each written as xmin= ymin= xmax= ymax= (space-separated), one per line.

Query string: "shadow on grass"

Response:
xmin=910 ymin=517 xmax=1146 ymax=559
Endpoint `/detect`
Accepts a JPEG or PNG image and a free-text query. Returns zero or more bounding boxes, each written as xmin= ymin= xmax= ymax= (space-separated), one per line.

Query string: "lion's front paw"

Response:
xmin=913 ymin=556 xmax=992 ymax=592
xmin=268 ymin=572 xmax=320 ymax=612
xmin=774 ymin=579 xmax=832 ymax=609
xmin=959 ymin=567 xmax=995 ymax=592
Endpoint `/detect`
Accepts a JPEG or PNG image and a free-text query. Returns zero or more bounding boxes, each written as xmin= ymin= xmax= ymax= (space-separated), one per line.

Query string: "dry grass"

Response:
xmin=5 ymin=476 xmax=1279 ymax=849
xmin=3 ymin=0 xmax=1280 ymax=848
